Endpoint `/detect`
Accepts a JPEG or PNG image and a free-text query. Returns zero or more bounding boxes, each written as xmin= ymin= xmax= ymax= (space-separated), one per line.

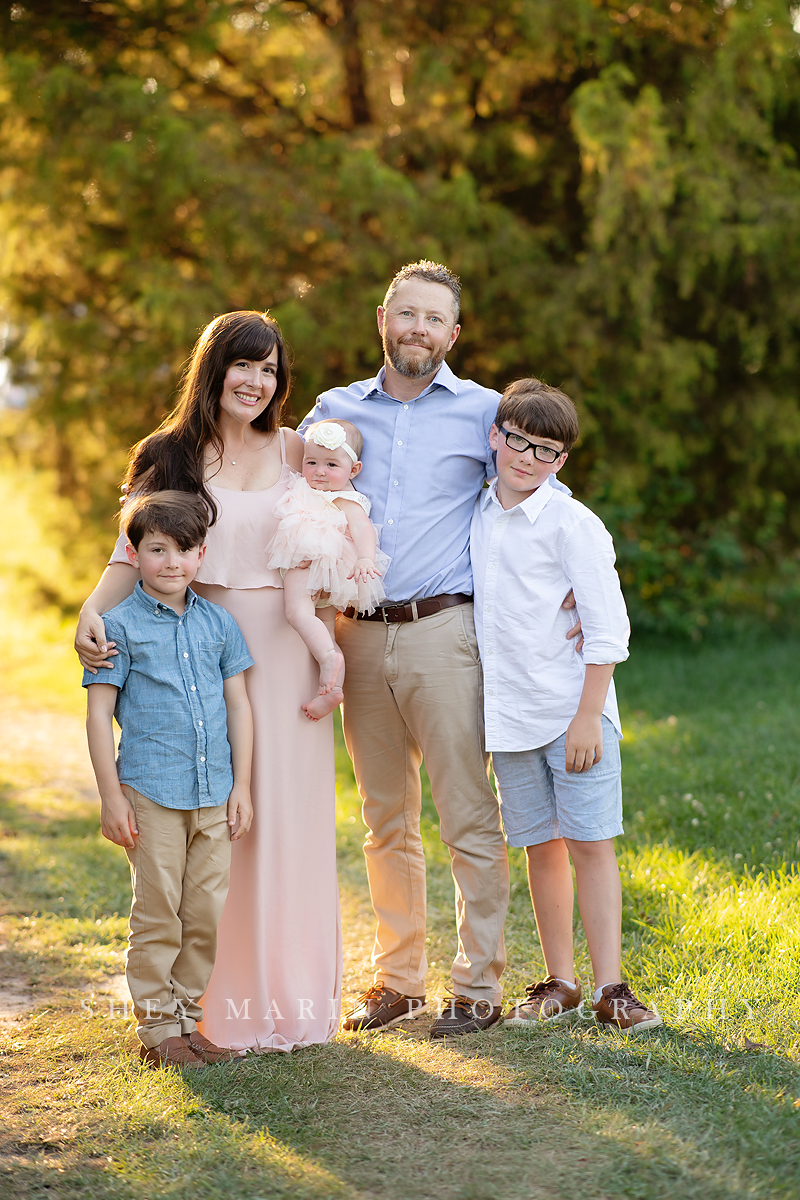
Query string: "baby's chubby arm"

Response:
xmin=223 ymin=671 xmax=254 ymax=840
xmin=86 ymin=684 xmax=139 ymax=848
xmin=336 ymin=498 xmax=381 ymax=583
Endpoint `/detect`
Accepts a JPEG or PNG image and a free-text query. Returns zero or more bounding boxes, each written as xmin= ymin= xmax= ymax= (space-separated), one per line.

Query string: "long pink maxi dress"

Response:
xmin=110 ymin=429 xmax=342 ymax=1051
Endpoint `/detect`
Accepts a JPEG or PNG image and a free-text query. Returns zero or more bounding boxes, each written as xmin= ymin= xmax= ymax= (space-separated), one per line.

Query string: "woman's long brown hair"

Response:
xmin=123 ymin=311 xmax=292 ymax=523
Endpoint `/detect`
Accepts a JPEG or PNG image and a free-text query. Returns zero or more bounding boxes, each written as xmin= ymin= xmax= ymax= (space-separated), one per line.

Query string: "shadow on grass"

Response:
xmin=175 ymin=1020 xmax=800 ymax=1200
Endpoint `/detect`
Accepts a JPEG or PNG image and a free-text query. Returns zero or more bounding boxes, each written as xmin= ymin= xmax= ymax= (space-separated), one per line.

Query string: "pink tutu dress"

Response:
xmin=266 ymin=474 xmax=390 ymax=614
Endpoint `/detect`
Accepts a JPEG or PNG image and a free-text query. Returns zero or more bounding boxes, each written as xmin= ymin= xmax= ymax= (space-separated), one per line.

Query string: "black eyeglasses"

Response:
xmin=499 ymin=427 xmax=564 ymax=463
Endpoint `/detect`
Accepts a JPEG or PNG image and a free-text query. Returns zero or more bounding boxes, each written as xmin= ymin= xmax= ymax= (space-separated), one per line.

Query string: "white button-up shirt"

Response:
xmin=471 ymin=478 xmax=630 ymax=752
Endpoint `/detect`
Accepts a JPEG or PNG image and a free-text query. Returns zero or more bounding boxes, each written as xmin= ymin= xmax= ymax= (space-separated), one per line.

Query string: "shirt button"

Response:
xmin=397 ymin=440 xmax=403 ymax=446
xmin=387 ymin=518 xmax=394 ymax=525
xmin=403 ymin=404 xmax=409 ymax=410
xmin=200 ymin=756 xmax=206 ymax=762
xmin=191 ymin=685 xmax=196 ymax=691
xmin=183 ymin=652 xmax=189 ymax=658
xmin=393 ymin=480 xmax=399 ymax=486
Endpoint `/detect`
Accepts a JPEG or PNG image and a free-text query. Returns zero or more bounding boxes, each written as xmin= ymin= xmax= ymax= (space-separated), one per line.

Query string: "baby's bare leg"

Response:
xmin=301 ymin=606 xmax=345 ymax=721
xmin=283 ymin=570 xmax=344 ymax=708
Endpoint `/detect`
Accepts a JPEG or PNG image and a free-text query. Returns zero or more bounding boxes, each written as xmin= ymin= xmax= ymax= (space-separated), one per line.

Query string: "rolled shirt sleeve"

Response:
xmin=561 ymin=516 xmax=630 ymax=666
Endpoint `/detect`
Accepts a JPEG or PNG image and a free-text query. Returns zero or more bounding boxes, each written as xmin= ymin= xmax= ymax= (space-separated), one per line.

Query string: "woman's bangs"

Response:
xmin=226 ymin=320 xmax=277 ymax=366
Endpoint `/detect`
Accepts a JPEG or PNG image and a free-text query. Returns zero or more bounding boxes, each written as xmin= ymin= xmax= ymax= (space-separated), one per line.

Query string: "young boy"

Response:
xmin=84 ymin=491 xmax=255 ymax=1069
xmin=470 ymin=379 xmax=660 ymax=1033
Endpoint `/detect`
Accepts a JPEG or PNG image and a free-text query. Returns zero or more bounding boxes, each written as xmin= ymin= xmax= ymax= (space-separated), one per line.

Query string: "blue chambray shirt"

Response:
xmin=82 ymin=582 xmax=254 ymax=810
xmin=300 ymin=361 xmax=501 ymax=602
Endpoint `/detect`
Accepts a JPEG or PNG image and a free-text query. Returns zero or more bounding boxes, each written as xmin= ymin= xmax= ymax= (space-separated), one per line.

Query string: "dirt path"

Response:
xmin=0 ymin=703 xmax=131 ymax=1021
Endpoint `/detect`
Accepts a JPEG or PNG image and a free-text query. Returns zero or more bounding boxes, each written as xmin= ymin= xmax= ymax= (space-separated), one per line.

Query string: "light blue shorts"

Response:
xmin=492 ymin=716 xmax=623 ymax=847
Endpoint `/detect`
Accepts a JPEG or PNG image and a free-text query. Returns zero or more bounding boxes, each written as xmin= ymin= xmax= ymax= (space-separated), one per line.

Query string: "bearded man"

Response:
xmin=300 ymin=261 xmax=572 ymax=1038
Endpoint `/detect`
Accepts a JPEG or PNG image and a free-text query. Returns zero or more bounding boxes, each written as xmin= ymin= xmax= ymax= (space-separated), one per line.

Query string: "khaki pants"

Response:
xmin=122 ymin=787 xmax=232 ymax=1048
xmin=336 ymin=604 xmax=508 ymax=1004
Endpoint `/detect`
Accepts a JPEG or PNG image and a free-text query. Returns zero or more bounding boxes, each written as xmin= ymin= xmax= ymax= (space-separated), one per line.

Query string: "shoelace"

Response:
xmin=600 ymin=983 xmax=647 ymax=1012
xmin=355 ymin=982 xmax=391 ymax=1005
xmin=524 ymin=978 xmax=563 ymax=1000
xmin=438 ymin=996 xmax=474 ymax=1018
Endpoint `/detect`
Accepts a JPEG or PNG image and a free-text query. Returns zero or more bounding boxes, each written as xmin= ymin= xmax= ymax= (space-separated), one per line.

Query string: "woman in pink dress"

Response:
xmin=75 ymin=311 xmax=341 ymax=1051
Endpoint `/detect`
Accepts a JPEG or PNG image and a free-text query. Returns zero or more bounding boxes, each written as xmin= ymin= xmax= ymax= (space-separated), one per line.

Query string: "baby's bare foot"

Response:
xmin=318 ymin=648 xmax=345 ymax=696
xmin=302 ymin=687 xmax=344 ymax=721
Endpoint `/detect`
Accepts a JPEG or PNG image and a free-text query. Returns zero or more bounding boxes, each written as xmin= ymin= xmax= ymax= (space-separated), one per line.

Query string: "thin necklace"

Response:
xmin=227 ymin=435 xmax=272 ymax=466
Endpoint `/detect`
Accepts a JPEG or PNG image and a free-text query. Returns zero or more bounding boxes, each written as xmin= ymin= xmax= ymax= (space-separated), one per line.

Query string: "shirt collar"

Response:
xmin=365 ymin=359 xmax=460 ymax=401
xmin=481 ymin=475 xmax=557 ymax=523
xmin=133 ymin=579 xmax=197 ymax=615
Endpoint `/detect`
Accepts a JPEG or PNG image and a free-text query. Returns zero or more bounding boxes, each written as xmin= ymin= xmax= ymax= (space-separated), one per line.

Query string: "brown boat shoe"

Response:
xmin=429 ymin=996 xmax=502 ymax=1039
xmin=139 ymin=1035 xmax=205 ymax=1070
xmin=182 ymin=1031 xmax=243 ymax=1064
xmin=341 ymin=982 xmax=428 ymax=1031
xmin=593 ymin=983 xmax=662 ymax=1033
xmin=504 ymin=975 xmax=582 ymax=1027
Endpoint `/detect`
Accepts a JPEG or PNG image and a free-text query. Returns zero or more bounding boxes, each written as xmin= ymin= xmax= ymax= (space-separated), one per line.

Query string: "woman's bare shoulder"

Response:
xmin=282 ymin=426 xmax=304 ymax=469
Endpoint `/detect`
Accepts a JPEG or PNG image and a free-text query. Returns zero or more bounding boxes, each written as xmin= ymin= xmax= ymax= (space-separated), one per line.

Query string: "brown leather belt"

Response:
xmin=343 ymin=592 xmax=472 ymax=624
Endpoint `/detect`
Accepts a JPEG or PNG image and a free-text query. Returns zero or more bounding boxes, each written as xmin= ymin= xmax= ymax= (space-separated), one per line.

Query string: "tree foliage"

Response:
xmin=2 ymin=0 xmax=800 ymax=630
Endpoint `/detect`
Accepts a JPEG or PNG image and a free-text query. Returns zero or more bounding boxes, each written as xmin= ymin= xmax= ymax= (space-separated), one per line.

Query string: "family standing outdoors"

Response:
xmin=76 ymin=260 xmax=661 ymax=1072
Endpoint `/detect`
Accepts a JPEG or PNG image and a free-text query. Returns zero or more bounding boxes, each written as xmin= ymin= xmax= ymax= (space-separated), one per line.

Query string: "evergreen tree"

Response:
xmin=2 ymin=0 xmax=799 ymax=629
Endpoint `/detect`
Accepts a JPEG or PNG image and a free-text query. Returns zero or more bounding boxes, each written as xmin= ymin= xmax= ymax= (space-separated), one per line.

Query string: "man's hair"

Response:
xmin=121 ymin=490 xmax=210 ymax=551
xmin=496 ymin=379 xmax=580 ymax=451
xmin=304 ymin=418 xmax=364 ymax=460
xmin=383 ymin=260 xmax=461 ymax=322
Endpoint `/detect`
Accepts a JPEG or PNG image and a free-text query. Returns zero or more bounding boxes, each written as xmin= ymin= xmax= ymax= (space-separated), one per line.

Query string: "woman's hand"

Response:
xmin=74 ymin=563 xmax=139 ymax=671
xmin=350 ymin=557 xmax=381 ymax=583
xmin=75 ymin=608 xmax=118 ymax=673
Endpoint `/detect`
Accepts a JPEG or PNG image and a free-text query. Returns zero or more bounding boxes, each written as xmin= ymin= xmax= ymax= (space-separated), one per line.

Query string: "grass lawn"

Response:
xmin=1 ymin=476 xmax=799 ymax=1199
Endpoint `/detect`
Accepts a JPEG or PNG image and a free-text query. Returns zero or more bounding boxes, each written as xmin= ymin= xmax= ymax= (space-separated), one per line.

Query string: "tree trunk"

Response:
xmin=340 ymin=0 xmax=371 ymax=127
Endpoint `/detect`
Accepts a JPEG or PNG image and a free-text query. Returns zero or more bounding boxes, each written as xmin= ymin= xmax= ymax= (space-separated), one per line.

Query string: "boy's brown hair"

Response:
xmin=121 ymin=490 xmax=209 ymax=551
xmin=496 ymin=378 xmax=580 ymax=451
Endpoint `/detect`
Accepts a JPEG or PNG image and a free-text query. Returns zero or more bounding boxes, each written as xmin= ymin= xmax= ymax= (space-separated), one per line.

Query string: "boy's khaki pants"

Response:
xmin=122 ymin=787 xmax=231 ymax=1049
xmin=336 ymin=603 xmax=509 ymax=1005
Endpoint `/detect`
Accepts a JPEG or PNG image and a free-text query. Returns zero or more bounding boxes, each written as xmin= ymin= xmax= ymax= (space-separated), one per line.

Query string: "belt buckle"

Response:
xmin=381 ymin=601 xmax=414 ymax=624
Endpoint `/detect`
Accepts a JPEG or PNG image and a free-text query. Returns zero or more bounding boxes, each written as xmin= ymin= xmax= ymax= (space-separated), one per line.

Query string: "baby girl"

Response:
xmin=267 ymin=419 xmax=389 ymax=720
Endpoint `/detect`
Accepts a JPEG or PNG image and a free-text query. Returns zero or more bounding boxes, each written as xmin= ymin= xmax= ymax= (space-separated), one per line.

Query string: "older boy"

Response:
xmin=84 ymin=491 xmax=254 ymax=1068
xmin=470 ymin=379 xmax=660 ymax=1033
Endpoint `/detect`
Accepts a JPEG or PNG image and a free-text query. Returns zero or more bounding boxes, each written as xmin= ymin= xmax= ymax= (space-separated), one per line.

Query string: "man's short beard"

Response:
xmin=384 ymin=335 xmax=446 ymax=380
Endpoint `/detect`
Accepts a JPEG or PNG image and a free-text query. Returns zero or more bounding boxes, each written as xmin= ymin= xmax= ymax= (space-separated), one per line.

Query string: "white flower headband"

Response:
xmin=304 ymin=421 xmax=358 ymax=462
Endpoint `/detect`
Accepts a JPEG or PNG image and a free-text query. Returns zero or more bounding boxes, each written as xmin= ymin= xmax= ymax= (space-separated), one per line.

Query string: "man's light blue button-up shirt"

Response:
xmin=82 ymin=582 xmax=254 ymax=810
xmin=300 ymin=361 xmax=500 ymax=602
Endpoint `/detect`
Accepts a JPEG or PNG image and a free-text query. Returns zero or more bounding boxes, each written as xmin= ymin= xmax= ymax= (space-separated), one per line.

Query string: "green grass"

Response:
xmin=1 ymin=473 xmax=800 ymax=1198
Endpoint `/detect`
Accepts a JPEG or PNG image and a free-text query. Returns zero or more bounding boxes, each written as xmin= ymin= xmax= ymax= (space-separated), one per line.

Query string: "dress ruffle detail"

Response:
xmin=266 ymin=475 xmax=390 ymax=614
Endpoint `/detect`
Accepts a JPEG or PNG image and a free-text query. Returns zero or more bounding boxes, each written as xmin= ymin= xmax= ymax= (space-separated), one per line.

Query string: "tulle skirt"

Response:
xmin=266 ymin=478 xmax=390 ymax=614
